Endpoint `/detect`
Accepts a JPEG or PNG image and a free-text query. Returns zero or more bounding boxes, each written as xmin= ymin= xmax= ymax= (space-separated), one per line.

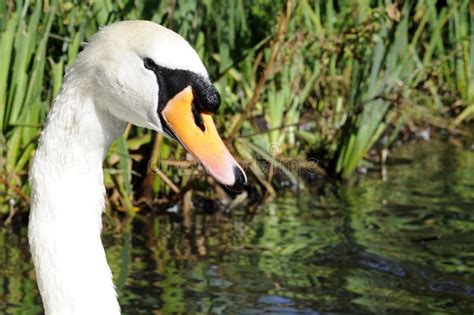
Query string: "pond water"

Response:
xmin=1 ymin=141 xmax=473 ymax=314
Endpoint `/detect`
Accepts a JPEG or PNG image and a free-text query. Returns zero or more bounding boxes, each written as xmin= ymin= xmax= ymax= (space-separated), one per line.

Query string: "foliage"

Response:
xmin=0 ymin=0 xmax=472 ymax=215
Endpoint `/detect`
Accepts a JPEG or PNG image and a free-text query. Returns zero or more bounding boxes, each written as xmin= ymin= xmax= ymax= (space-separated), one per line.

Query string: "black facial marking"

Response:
xmin=191 ymin=105 xmax=205 ymax=132
xmin=142 ymin=57 xmax=221 ymax=118
xmin=143 ymin=58 xmax=155 ymax=71
xmin=161 ymin=121 xmax=178 ymax=141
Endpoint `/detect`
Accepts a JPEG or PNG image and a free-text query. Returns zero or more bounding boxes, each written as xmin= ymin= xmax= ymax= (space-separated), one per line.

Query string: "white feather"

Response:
xmin=28 ymin=20 xmax=206 ymax=315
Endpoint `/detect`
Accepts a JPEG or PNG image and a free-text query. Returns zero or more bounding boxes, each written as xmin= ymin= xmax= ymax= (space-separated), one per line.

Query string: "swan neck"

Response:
xmin=29 ymin=73 xmax=124 ymax=315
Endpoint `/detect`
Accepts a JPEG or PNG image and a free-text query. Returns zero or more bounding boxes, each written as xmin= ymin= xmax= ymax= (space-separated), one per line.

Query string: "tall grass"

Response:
xmin=0 ymin=0 xmax=472 ymax=216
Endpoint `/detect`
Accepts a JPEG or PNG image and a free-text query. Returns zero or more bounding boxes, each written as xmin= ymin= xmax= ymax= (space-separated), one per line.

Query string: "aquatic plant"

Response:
xmin=0 ymin=0 xmax=472 ymax=216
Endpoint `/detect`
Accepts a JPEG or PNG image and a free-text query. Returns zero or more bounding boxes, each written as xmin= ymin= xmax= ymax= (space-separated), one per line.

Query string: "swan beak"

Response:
xmin=161 ymin=86 xmax=247 ymax=191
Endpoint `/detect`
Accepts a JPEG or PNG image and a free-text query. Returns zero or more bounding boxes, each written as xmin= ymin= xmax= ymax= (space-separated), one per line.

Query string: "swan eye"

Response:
xmin=143 ymin=58 xmax=156 ymax=70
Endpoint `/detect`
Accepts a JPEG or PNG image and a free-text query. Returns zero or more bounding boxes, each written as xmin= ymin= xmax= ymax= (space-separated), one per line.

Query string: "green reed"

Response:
xmin=0 ymin=0 xmax=472 ymax=215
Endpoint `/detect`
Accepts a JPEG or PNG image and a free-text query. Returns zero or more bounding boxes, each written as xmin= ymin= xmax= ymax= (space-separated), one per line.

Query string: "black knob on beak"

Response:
xmin=192 ymin=77 xmax=221 ymax=114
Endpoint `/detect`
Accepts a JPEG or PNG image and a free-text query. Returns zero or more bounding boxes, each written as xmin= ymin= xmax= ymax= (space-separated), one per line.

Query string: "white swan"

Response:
xmin=28 ymin=20 xmax=246 ymax=315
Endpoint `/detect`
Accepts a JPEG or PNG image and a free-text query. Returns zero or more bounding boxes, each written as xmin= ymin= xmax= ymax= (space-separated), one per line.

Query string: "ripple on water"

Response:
xmin=1 ymin=141 xmax=473 ymax=314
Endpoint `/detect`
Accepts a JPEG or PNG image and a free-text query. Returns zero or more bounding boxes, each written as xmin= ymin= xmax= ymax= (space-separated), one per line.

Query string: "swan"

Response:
xmin=28 ymin=20 xmax=247 ymax=315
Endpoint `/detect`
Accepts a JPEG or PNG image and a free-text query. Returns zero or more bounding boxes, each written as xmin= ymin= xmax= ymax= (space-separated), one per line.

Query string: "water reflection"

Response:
xmin=1 ymin=141 xmax=473 ymax=314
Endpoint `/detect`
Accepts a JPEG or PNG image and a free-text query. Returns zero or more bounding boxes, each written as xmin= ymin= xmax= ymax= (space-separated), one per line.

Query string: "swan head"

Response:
xmin=76 ymin=20 xmax=246 ymax=190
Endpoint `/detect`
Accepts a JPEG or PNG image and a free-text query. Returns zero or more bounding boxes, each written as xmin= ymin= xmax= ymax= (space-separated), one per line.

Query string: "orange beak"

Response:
xmin=161 ymin=86 xmax=246 ymax=189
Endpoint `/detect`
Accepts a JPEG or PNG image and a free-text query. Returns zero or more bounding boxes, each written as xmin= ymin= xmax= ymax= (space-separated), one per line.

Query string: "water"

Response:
xmin=1 ymin=141 xmax=473 ymax=314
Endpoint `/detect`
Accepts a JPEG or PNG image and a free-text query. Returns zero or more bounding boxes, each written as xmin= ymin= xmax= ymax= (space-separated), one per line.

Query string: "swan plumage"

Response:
xmin=29 ymin=20 xmax=245 ymax=315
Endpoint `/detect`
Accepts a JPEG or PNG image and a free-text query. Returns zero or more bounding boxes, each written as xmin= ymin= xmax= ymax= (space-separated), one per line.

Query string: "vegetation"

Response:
xmin=0 ymin=0 xmax=473 ymax=217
